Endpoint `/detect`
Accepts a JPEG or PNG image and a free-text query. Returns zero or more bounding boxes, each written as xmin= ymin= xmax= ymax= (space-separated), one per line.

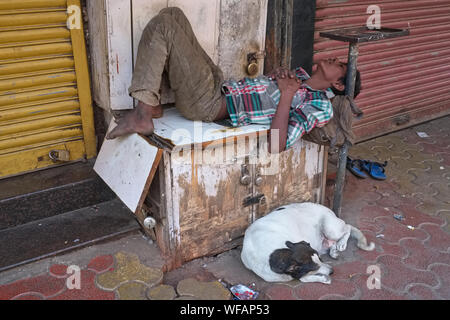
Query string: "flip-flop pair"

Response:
xmin=346 ymin=157 xmax=388 ymax=180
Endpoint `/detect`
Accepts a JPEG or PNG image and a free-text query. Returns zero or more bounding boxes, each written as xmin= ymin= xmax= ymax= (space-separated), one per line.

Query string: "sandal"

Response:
xmin=362 ymin=160 xmax=388 ymax=180
xmin=346 ymin=157 xmax=369 ymax=179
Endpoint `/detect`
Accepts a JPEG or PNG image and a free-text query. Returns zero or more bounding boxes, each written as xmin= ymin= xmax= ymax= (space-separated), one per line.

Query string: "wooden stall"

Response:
xmin=89 ymin=0 xmax=328 ymax=269
xmin=94 ymin=108 xmax=327 ymax=269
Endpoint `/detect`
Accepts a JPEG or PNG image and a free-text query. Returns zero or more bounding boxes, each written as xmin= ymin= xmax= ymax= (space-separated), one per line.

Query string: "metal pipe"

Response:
xmin=333 ymin=42 xmax=359 ymax=216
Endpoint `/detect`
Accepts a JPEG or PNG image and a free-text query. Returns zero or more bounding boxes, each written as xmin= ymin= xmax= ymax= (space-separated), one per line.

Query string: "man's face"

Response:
xmin=313 ymin=57 xmax=347 ymax=89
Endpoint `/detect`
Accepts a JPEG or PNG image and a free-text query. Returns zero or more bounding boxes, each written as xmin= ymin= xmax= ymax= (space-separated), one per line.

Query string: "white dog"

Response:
xmin=241 ymin=202 xmax=375 ymax=284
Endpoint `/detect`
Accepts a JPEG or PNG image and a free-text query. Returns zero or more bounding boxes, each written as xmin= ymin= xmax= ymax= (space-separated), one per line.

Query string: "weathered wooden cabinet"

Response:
xmin=95 ymin=109 xmax=327 ymax=269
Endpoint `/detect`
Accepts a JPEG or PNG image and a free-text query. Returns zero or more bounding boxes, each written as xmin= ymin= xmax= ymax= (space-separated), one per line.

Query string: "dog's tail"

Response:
xmin=350 ymin=225 xmax=375 ymax=251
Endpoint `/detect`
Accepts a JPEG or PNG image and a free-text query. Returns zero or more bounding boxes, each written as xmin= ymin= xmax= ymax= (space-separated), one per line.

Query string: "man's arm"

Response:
xmin=268 ymin=70 xmax=301 ymax=153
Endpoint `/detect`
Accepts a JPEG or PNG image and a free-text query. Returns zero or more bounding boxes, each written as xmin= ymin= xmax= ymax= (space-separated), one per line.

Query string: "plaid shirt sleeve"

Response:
xmin=285 ymin=90 xmax=334 ymax=149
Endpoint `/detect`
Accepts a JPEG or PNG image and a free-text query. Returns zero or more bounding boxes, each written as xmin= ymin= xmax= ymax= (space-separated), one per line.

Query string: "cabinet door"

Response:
xmin=253 ymin=139 xmax=326 ymax=220
xmin=170 ymin=139 xmax=255 ymax=262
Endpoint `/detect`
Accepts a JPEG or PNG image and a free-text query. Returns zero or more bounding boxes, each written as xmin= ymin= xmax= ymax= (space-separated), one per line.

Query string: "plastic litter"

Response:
xmin=376 ymin=234 xmax=384 ymax=238
xmin=230 ymin=284 xmax=259 ymax=300
xmin=393 ymin=214 xmax=405 ymax=221
xmin=416 ymin=132 xmax=429 ymax=138
xmin=407 ymin=225 xmax=415 ymax=230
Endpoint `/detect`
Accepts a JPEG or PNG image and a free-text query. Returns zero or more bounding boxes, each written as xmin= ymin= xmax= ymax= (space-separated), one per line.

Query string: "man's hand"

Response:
xmin=267 ymin=69 xmax=301 ymax=154
xmin=276 ymin=69 xmax=302 ymax=98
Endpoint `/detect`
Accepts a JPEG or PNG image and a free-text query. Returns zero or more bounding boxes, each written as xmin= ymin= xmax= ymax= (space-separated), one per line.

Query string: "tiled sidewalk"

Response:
xmin=0 ymin=116 xmax=449 ymax=300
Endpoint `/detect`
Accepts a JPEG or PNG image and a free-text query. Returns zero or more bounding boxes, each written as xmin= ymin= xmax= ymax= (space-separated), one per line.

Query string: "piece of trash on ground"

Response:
xmin=393 ymin=214 xmax=405 ymax=221
xmin=230 ymin=284 xmax=259 ymax=300
xmin=416 ymin=132 xmax=429 ymax=138
xmin=376 ymin=234 xmax=384 ymax=238
xmin=407 ymin=225 xmax=415 ymax=230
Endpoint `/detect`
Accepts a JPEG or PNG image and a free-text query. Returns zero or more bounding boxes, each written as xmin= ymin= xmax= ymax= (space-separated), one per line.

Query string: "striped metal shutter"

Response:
xmin=0 ymin=0 xmax=96 ymax=178
xmin=314 ymin=0 xmax=450 ymax=141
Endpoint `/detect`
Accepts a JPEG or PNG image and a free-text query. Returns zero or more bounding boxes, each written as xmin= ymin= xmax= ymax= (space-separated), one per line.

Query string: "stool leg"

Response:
xmin=332 ymin=43 xmax=359 ymax=216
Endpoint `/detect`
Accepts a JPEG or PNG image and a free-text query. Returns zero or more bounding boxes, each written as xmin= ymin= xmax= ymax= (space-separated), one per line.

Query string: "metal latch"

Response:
xmin=49 ymin=150 xmax=70 ymax=162
xmin=240 ymin=164 xmax=251 ymax=186
xmin=243 ymin=193 xmax=266 ymax=207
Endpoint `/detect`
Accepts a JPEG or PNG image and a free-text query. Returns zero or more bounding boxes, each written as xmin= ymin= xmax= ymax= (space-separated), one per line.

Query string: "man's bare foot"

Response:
xmin=152 ymin=105 xmax=164 ymax=119
xmin=106 ymin=102 xmax=156 ymax=140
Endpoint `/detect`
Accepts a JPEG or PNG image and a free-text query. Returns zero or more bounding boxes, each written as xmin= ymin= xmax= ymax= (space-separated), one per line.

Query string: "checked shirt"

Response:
xmin=222 ymin=67 xmax=334 ymax=149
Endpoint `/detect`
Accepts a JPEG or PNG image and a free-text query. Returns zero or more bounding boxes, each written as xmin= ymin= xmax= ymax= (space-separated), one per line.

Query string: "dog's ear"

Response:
xmin=285 ymin=241 xmax=295 ymax=249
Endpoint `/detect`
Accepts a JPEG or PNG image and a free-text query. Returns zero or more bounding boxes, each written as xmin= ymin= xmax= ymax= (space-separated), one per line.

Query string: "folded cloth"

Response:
xmin=303 ymin=94 xmax=363 ymax=150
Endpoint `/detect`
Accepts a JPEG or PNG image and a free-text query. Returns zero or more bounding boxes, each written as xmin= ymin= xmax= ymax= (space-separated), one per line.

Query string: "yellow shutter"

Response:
xmin=0 ymin=0 xmax=96 ymax=178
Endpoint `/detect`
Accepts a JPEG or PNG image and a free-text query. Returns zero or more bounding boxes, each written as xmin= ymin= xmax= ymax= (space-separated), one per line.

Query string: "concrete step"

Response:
xmin=0 ymin=198 xmax=141 ymax=272
xmin=0 ymin=161 xmax=116 ymax=230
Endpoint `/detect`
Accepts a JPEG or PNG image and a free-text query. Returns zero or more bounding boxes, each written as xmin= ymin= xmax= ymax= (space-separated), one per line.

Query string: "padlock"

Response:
xmin=246 ymin=51 xmax=265 ymax=76
xmin=247 ymin=61 xmax=259 ymax=76
xmin=49 ymin=150 xmax=70 ymax=162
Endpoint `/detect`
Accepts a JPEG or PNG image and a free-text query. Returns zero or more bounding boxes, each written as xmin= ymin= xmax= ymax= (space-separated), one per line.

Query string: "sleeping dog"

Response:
xmin=241 ymin=202 xmax=375 ymax=284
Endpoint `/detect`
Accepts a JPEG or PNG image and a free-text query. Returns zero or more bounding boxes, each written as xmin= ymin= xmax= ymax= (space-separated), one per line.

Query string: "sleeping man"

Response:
xmin=106 ymin=7 xmax=361 ymax=153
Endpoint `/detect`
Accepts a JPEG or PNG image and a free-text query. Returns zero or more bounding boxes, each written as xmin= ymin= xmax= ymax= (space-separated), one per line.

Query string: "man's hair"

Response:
xmin=331 ymin=68 xmax=361 ymax=99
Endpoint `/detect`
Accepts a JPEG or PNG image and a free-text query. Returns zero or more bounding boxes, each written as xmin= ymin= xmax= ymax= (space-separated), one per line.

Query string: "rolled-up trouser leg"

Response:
xmin=129 ymin=7 xmax=224 ymax=122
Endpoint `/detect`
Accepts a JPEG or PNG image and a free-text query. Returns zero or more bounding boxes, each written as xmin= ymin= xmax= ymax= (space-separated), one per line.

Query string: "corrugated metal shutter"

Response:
xmin=0 ymin=0 xmax=96 ymax=178
xmin=314 ymin=0 xmax=450 ymax=141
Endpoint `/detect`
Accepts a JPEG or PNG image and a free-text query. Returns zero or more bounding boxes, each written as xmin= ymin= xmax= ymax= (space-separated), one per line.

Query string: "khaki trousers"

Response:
xmin=129 ymin=7 xmax=224 ymax=122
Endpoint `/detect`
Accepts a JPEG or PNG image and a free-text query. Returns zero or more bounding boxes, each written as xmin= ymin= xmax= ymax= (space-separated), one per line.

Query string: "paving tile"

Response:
xmin=350 ymin=274 xmax=406 ymax=300
xmin=176 ymin=278 xmax=231 ymax=300
xmin=438 ymin=211 xmax=450 ymax=234
xmin=96 ymin=252 xmax=163 ymax=291
xmin=358 ymin=205 xmax=395 ymax=223
xmin=429 ymin=181 xmax=450 ymax=203
xmin=330 ymin=260 xmax=369 ymax=281
xmin=49 ymin=270 xmax=115 ymax=300
xmin=406 ymin=284 xmax=441 ymax=300
xmin=264 ymin=284 xmax=297 ymax=300
xmin=376 ymin=255 xmax=439 ymax=292
xmin=116 ymin=281 xmax=148 ymax=300
xmin=420 ymin=224 xmax=450 ymax=252
xmin=49 ymin=264 xmax=69 ymax=279
xmin=400 ymin=238 xmax=450 ymax=270
xmin=414 ymin=193 xmax=450 ymax=217
xmin=395 ymin=129 xmax=428 ymax=146
xmin=418 ymin=143 xmax=450 ymax=155
xmin=0 ymin=274 xmax=66 ymax=300
xmin=12 ymin=293 xmax=46 ymax=300
xmin=404 ymin=149 xmax=440 ymax=164
xmin=87 ymin=255 xmax=114 ymax=274
xmin=438 ymin=152 xmax=450 ymax=166
xmin=373 ymin=192 xmax=423 ymax=214
xmin=357 ymin=219 xmax=384 ymax=235
xmin=373 ymin=216 xmax=428 ymax=244
xmin=356 ymin=231 xmax=408 ymax=262
xmin=429 ymin=264 xmax=450 ymax=299
xmin=294 ymin=279 xmax=358 ymax=300
xmin=395 ymin=204 xmax=445 ymax=227
xmin=147 ymin=284 xmax=177 ymax=300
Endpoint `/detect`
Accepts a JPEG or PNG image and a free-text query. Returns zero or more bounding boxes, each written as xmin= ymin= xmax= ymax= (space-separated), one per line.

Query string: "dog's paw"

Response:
xmin=329 ymin=248 xmax=339 ymax=259
xmin=319 ymin=274 xmax=331 ymax=285
xmin=337 ymin=241 xmax=347 ymax=252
